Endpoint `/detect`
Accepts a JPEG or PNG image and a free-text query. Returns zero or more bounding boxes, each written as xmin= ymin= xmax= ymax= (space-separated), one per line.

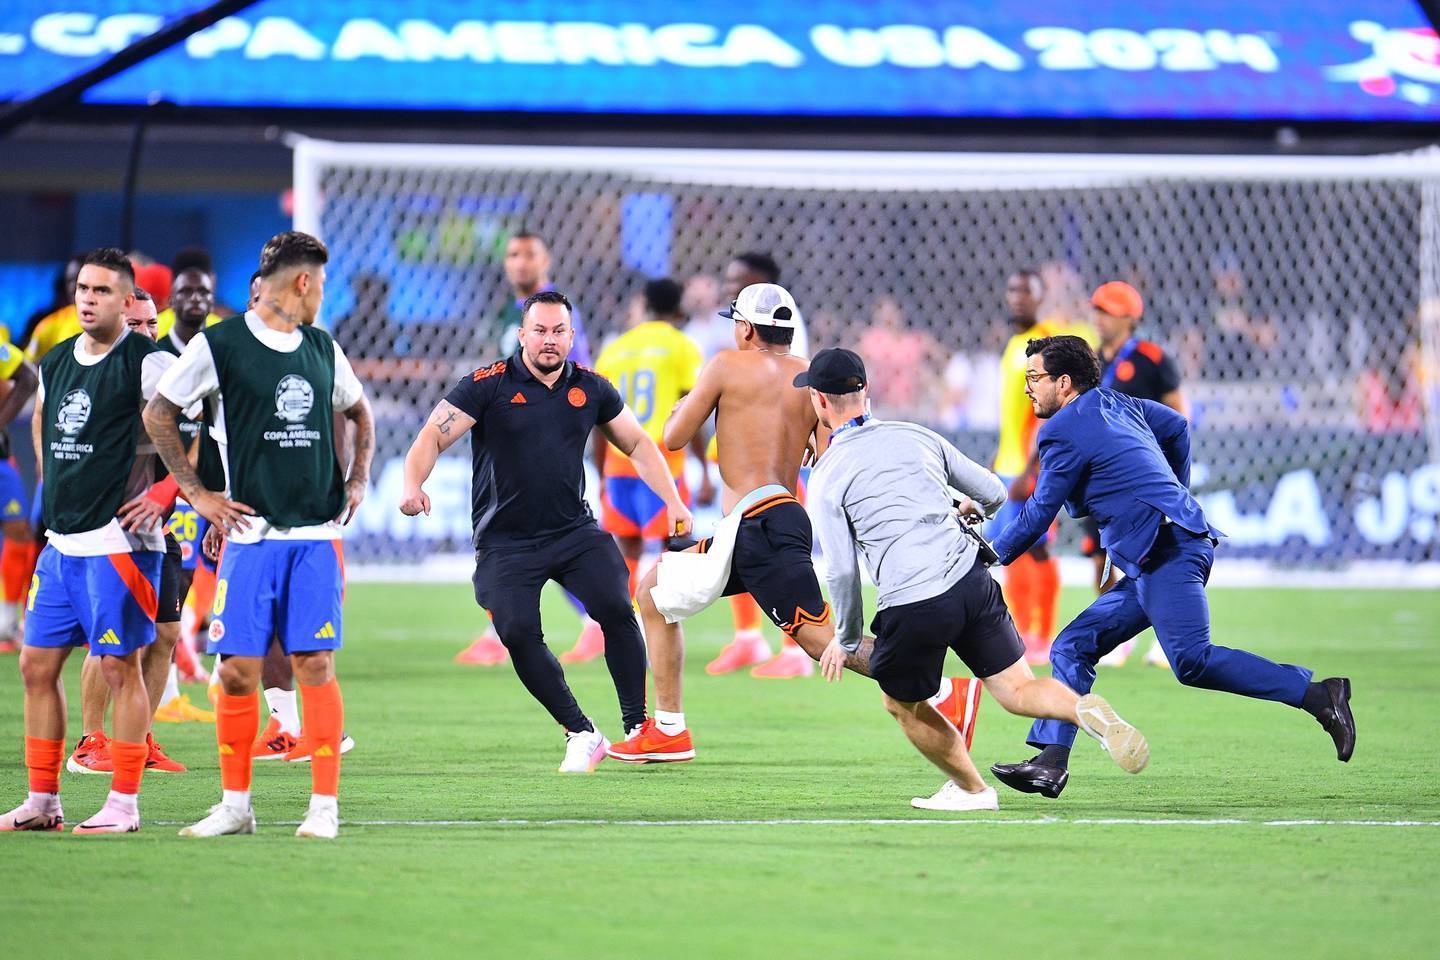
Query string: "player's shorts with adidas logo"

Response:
xmin=24 ymin=546 xmax=163 ymax=656
xmin=694 ymin=485 xmax=830 ymax=639
xmin=0 ymin=458 xmax=28 ymax=521
xmin=207 ymin=539 xmax=345 ymax=657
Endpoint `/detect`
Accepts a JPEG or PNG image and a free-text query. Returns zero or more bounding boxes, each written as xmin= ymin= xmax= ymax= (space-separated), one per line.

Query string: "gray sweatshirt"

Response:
xmin=807 ymin=418 xmax=1007 ymax=651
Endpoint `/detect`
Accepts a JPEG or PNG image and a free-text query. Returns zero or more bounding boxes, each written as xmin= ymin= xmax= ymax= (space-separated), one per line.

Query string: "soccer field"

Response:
xmin=2 ymin=583 xmax=1436 ymax=959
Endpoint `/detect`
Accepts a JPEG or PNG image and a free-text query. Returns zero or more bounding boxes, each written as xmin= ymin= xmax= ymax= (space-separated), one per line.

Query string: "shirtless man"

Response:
xmin=607 ymin=284 xmax=857 ymax=764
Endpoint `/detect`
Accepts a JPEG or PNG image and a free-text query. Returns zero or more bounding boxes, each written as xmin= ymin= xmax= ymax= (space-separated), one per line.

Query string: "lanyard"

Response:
xmin=1101 ymin=337 xmax=1139 ymax=388
xmin=830 ymin=414 xmax=871 ymax=439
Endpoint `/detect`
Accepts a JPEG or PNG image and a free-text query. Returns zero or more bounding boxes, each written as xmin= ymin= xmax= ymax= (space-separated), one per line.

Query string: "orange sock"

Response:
xmin=731 ymin=594 xmax=763 ymax=634
xmin=298 ymin=678 xmax=344 ymax=797
xmin=624 ymin=555 xmax=640 ymax=598
xmin=1004 ymin=554 xmax=1038 ymax=638
xmin=1 ymin=538 xmax=37 ymax=605
xmin=25 ymin=736 xmax=64 ymax=794
xmin=1033 ymin=556 xmax=1061 ymax=641
xmin=109 ymin=740 xmax=147 ymax=796
xmin=216 ymin=691 xmax=260 ymax=792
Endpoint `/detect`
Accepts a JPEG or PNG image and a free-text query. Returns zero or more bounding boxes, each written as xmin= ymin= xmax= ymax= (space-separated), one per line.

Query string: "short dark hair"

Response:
xmin=521 ymin=289 xmax=572 ymax=319
xmin=1025 ymin=335 xmax=1101 ymax=392
xmin=732 ymin=251 xmax=780 ymax=283
xmin=258 ymin=231 xmax=328 ymax=278
xmin=81 ymin=247 xmax=136 ymax=288
xmin=249 ymin=268 xmax=262 ymax=285
xmin=133 ymin=287 xmax=153 ymax=303
xmin=510 ymin=230 xmax=547 ymax=247
xmin=643 ymin=278 xmax=684 ymax=317
xmin=171 ymin=247 xmax=214 ymax=276
xmin=754 ymin=323 xmax=794 ymax=347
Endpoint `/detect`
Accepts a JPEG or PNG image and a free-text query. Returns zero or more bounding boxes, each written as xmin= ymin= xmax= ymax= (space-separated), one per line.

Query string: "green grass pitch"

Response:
xmin=2 ymin=583 xmax=1436 ymax=959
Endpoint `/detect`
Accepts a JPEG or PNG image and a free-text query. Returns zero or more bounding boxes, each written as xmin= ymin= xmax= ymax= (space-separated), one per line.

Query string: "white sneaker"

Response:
xmin=1075 ymin=693 xmax=1149 ymax=773
xmin=179 ymin=802 xmax=256 ymax=838
xmin=296 ymin=802 xmax=339 ymax=839
xmin=1097 ymin=639 xmax=1134 ymax=668
xmin=1143 ymin=641 xmax=1171 ymax=669
xmin=559 ymin=723 xmax=609 ymax=773
xmin=911 ymin=781 xmax=999 ymax=812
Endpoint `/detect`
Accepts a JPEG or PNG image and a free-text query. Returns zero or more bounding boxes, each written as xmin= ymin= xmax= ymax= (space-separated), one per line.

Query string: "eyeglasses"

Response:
xmin=728 ymin=300 xmax=750 ymax=324
xmin=1024 ymin=371 xmax=1056 ymax=385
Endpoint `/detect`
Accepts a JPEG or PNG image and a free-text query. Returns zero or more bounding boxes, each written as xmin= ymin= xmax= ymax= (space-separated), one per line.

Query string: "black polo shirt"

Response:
xmin=445 ymin=351 xmax=623 ymax=546
xmin=1100 ymin=338 xmax=1181 ymax=403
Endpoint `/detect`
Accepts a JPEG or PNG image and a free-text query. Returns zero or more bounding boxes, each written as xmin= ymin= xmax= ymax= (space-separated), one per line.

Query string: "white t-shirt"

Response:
xmin=40 ymin=330 xmax=176 ymax=557
xmin=155 ymin=310 xmax=364 ymax=544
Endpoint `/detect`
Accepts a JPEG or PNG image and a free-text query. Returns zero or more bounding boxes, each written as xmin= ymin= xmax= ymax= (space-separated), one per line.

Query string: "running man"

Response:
xmin=400 ymin=290 xmax=690 ymax=772
xmin=146 ymin=231 xmax=374 ymax=839
xmin=802 ymin=347 xmax=1147 ymax=812
xmin=1 ymin=248 xmax=173 ymax=834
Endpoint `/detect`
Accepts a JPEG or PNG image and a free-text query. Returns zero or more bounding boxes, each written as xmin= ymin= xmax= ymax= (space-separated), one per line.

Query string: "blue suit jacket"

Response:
xmin=992 ymin=389 xmax=1220 ymax=578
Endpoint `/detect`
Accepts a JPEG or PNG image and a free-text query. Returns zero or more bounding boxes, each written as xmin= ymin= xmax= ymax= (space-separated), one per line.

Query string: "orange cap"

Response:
xmin=133 ymin=262 xmax=173 ymax=309
xmin=1091 ymin=281 xmax=1142 ymax=320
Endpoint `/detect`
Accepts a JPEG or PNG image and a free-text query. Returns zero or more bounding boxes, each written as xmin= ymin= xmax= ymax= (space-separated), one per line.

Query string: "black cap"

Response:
xmin=792 ymin=348 xmax=867 ymax=394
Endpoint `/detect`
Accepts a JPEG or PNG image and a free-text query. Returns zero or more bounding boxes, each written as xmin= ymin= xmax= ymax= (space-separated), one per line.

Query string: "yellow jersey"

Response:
xmin=0 ymin=340 xmax=23 ymax=380
xmin=156 ymin=309 xmax=224 ymax=340
xmin=594 ymin=321 xmax=703 ymax=478
xmin=25 ymin=304 xmax=80 ymax=362
xmin=994 ymin=317 xmax=1070 ymax=477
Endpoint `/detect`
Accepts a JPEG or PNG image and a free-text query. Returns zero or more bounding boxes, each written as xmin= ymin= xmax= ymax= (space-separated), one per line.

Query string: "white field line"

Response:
xmin=148 ymin=817 xmax=1440 ymax=828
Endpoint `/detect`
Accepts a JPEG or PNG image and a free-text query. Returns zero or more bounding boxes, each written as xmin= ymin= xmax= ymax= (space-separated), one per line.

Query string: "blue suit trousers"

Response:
xmin=1028 ymin=527 xmax=1314 ymax=749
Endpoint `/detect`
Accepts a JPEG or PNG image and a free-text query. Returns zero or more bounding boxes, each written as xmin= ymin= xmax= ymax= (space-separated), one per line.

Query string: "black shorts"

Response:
xmin=1081 ymin=516 xmax=1103 ymax=558
xmin=157 ymin=534 xmax=183 ymax=624
xmin=869 ymin=561 xmax=1024 ymax=702
xmin=699 ymin=494 xmax=829 ymax=638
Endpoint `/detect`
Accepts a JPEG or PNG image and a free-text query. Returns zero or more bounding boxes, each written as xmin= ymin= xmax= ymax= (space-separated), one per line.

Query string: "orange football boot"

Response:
xmin=749 ymin=644 xmax=814 ymax=679
xmin=455 ymin=632 xmax=509 ymax=666
xmin=605 ymin=718 xmax=695 ymax=763
xmin=144 ymin=733 xmax=187 ymax=773
xmin=252 ymin=717 xmax=299 ymax=760
xmin=933 ymin=677 xmax=983 ymax=750
xmin=67 ymin=731 xmax=114 ymax=775
xmin=705 ymin=634 xmax=771 ymax=675
xmin=558 ymin=620 xmax=605 ymax=664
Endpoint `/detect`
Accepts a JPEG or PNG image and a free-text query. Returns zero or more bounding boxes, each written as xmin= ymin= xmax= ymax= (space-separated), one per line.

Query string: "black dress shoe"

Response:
xmin=1313 ymin=677 xmax=1355 ymax=762
xmin=990 ymin=757 xmax=1069 ymax=798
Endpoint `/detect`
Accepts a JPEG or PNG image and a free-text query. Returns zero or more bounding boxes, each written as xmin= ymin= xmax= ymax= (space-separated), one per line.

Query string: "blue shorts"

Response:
xmin=601 ymin=475 xmax=689 ymax=540
xmin=0 ymin=459 xmax=28 ymax=522
xmin=988 ymin=474 xmax=1054 ymax=548
xmin=208 ymin=539 xmax=345 ymax=658
xmin=24 ymin=546 xmax=161 ymax=656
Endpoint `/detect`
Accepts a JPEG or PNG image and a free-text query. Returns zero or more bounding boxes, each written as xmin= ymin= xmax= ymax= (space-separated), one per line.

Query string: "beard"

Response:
xmin=527 ymin=347 xmax=566 ymax=374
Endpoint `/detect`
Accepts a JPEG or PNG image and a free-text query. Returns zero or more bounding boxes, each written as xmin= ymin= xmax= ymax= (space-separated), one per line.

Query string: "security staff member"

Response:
xmin=399 ymin=291 xmax=691 ymax=773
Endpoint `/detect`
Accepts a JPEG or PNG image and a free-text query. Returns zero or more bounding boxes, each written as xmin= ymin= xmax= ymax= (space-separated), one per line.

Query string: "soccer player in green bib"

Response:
xmin=145 ymin=231 xmax=374 ymax=840
xmin=1 ymin=248 xmax=175 ymax=835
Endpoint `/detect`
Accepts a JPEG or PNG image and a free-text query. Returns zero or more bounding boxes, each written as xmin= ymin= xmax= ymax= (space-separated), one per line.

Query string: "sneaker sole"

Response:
xmin=1076 ymin=694 xmax=1149 ymax=774
xmin=0 ymin=819 xmax=64 ymax=832
xmin=73 ymin=823 xmax=139 ymax=835
xmin=179 ymin=820 xmax=256 ymax=838
xmin=605 ymin=749 xmax=695 ymax=763
xmin=66 ymin=758 xmax=111 ymax=776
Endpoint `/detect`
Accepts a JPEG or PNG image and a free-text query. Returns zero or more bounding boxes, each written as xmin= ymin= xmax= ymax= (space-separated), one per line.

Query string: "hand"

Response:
xmin=399 ymin=486 xmax=431 ymax=517
xmin=667 ymin=501 xmax=694 ymax=539
xmin=202 ymin=524 xmax=224 ymax=563
xmin=819 ymin=639 xmax=848 ymax=682
xmin=1008 ymin=473 xmax=1034 ymax=501
xmin=117 ymin=492 xmax=168 ymax=533
xmin=954 ymin=496 xmax=986 ymax=525
xmin=190 ymin=489 xmax=256 ymax=535
xmin=696 ymin=472 xmax=716 ymax=508
xmin=801 ymin=437 xmax=818 ymax=467
xmin=336 ymin=476 xmax=367 ymax=525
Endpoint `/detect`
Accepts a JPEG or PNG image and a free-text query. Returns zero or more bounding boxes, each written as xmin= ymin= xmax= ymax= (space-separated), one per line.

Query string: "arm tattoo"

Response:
xmin=436 ymin=409 xmax=458 ymax=435
xmin=343 ymin=395 xmax=376 ymax=484
xmin=144 ymin=396 xmax=206 ymax=500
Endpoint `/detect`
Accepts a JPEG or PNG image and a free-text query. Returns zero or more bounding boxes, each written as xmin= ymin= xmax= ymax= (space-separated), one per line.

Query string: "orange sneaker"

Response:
xmin=252 ymin=718 xmax=299 ymax=760
xmin=286 ymin=731 xmax=355 ymax=763
xmin=705 ymin=633 xmax=771 ymax=675
xmin=605 ymin=718 xmax=695 ymax=763
xmin=932 ymin=677 xmax=983 ymax=750
xmin=145 ymin=733 xmax=187 ymax=773
xmin=558 ymin=620 xmax=605 ymax=664
xmin=750 ymin=645 xmax=815 ymax=679
xmin=154 ymin=693 xmax=216 ymax=724
xmin=455 ymin=632 xmax=509 ymax=666
xmin=66 ymin=731 xmax=114 ymax=775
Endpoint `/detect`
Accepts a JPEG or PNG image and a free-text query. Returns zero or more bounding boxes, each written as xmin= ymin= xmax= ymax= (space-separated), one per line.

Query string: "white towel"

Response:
xmin=651 ymin=507 xmax=744 ymax=624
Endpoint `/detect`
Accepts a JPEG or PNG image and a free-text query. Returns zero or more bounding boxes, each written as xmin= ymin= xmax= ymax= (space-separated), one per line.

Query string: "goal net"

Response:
xmin=291 ymin=139 xmax=1440 ymax=570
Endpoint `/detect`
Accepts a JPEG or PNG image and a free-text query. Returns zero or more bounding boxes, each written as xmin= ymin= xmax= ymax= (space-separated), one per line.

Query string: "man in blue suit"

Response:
xmin=989 ymin=335 xmax=1354 ymax=798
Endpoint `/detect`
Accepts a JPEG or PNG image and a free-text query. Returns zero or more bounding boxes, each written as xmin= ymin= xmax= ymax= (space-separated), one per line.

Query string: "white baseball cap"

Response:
xmin=720 ymin=282 xmax=800 ymax=329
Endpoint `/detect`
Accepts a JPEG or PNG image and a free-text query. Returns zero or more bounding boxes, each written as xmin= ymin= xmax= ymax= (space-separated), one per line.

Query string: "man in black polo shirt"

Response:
xmin=399 ymin=290 xmax=691 ymax=773
xmin=1087 ymin=281 xmax=1189 ymax=669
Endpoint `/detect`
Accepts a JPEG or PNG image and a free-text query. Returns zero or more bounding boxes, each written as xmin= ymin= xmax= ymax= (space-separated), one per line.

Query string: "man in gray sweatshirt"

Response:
xmin=800 ymin=348 xmax=1149 ymax=812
